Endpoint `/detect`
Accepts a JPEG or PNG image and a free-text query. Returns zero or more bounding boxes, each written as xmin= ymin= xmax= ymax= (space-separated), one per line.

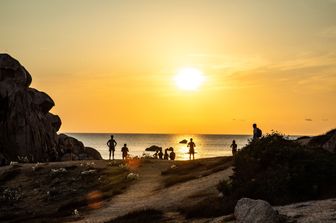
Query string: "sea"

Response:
xmin=66 ymin=133 xmax=254 ymax=160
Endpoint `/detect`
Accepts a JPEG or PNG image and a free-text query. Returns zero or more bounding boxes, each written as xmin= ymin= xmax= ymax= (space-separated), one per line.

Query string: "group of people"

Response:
xmin=154 ymin=148 xmax=176 ymax=160
xmin=107 ymin=123 xmax=262 ymax=160
xmin=106 ymin=135 xmax=129 ymax=160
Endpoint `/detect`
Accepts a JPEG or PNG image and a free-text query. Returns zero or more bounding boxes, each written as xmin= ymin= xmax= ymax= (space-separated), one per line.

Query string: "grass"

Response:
xmin=0 ymin=161 xmax=133 ymax=222
xmin=106 ymin=209 xmax=164 ymax=223
xmin=161 ymin=157 xmax=232 ymax=188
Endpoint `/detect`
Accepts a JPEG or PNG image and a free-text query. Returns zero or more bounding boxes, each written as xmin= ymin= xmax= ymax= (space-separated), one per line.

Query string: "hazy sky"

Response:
xmin=1 ymin=0 xmax=336 ymax=135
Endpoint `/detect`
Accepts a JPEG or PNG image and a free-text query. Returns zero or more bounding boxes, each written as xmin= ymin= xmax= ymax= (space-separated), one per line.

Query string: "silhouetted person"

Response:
xmin=187 ymin=138 xmax=196 ymax=160
xmin=253 ymin=123 xmax=262 ymax=140
xmin=230 ymin=140 xmax=238 ymax=156
xmin=158 ymin=149 xmax=163 ymax=160
xmin=164 ymin=149 xmax=169 ymax=160
xmin=169 ymin=149 xmax=176 ymax=161
xmin=121 ymin=143 xmax=129 ymax=160
xmin=107 ymin=135 xmax=117 ymax=160
xmin=153 ymin=151 xmax=158 ymax=159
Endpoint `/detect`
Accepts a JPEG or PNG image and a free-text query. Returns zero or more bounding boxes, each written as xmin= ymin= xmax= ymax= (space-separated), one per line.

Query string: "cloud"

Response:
xmin=225 ymin=52 xmax=336 ymax=92
xmin=305 ymin=118 xmax=313 ymax=122
xmin=232 ymin=118 xmax=246 ymax=122
xmin=319 ymin=26 xmax=336 ymax=38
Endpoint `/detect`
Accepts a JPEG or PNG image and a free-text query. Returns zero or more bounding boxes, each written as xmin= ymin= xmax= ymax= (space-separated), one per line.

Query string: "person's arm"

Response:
xmin=107 ymin=140 xmax=110 ymax=147
xmin=114 ymin=140 xmax=117 ymax=147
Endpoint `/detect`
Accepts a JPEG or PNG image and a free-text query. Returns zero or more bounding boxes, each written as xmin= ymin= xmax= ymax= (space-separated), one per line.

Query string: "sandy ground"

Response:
xmin=76 ymin=158 xmax=233 ymax=223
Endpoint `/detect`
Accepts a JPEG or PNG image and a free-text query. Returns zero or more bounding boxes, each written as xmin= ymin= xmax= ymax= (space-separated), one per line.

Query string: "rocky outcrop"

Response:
xmin=0 ymin=53 xmax=101 ymax=163
xmin=58 ymin=134 xmax=102 ymax=161
xmin=234 ymin=198 xmax=281 ymax=223
xmin=297 ymin=129 xmax=336 ymax=153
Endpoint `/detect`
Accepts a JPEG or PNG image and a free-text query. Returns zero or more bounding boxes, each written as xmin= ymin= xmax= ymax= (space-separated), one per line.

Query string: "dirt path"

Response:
xmin=77 ymin=159 xmax=233 ymax=223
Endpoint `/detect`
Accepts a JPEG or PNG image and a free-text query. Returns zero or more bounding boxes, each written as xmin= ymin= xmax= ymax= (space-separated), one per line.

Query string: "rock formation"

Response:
xmin=297 ymin=129 xmax=336 ymax=153
xmin=0 ymin=53 xmax=101 ymax=164
xmin=234 ymin=198 xmax=281 ymax=223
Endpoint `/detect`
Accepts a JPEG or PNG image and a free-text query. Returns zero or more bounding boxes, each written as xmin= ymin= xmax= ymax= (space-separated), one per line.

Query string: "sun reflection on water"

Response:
xmin=173 ymin=135 xmax=205 ymax=160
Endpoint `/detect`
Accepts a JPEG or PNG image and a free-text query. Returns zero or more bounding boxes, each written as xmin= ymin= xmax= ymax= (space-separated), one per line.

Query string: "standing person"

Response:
xmin=252 ymin=123 xmax=262 ymax=140
xmin=107 ymin=135 xmax=117 ymax=160
xmin=230 ymin=140 xmax=238 ymax=156
xmin=121 ymin=143 xmax=129 ymax=160
xmin=187 ymin=138 xmax=196 ymax=160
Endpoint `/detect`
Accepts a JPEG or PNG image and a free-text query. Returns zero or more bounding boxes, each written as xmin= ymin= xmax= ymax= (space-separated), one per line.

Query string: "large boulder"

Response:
xmin=0 ymin=54 xmax=102 ymax=163
xmin=0 ymin=54 xmax=59 ymax=162
xmin=84 ymin=147 xmax=103 ymax=160
xmin=234 ymin=198 xmax=281 ymax=223
xmin=57 ymin=134 xmax=85 ymax=155
xmin=57 ymin=134 xmax=102 ymax=160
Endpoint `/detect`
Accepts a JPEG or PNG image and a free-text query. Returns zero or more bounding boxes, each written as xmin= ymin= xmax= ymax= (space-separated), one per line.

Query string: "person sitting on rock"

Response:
xmin=158 ymin=148 xmax=163 ymax=160
xmin=169 ymin=149 xmax=176 ymax=161
xmin=107 ymin=135 xmax=117 ymax=160
xmin=230 ymin=140 xmax=238 ymax=156
xmin=164 ymin=149 xmax=169 ymax=160
xmin=121 ymin=144 xmax=129 ymax=160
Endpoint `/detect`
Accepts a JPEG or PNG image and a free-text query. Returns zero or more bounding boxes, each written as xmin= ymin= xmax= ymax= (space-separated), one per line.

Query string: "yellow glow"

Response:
xmin=174 ymin=67 xmax=205 ymax=91
xmin=1 ymin=1 xmax=336 ymax=135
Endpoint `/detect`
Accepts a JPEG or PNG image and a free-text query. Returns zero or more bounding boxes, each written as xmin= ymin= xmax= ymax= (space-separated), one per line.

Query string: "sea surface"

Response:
xmin=66 ymin=133 xmax=254 ymax=160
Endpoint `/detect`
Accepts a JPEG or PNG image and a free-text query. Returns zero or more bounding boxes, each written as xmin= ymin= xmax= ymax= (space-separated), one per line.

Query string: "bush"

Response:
xmin=217 ymin=133 xmax=336 ymax=214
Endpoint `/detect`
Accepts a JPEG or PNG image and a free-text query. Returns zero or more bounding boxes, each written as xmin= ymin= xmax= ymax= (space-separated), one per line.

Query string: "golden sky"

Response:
xmin=1 ymin=0 xmax=336 ymax=135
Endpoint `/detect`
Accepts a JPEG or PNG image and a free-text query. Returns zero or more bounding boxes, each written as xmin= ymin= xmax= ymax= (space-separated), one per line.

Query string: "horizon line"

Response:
xmin=61 ymin=132 xmax=306 ymax=136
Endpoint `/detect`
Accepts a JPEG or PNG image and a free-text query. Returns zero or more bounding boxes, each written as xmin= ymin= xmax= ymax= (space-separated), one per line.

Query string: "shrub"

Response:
xmin=217 ymin=133 xmax=336 ymax=214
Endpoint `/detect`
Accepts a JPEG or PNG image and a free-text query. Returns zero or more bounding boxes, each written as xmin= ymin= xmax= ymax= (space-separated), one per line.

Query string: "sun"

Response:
xmin=174 ymin=67 xmax=205 ymax=91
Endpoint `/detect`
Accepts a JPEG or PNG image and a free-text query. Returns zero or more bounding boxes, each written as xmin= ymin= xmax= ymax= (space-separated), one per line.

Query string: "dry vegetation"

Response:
xmin=161 ymin=156 xmax=232 ymax=188
xmin=0 ymin=160 xmax=132 ymax=222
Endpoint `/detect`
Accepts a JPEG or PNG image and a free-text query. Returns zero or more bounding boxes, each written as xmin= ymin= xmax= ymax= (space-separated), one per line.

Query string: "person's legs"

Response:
xmin=109 ymin=149 xmax=111 ymax=160
xmin=112 ymin=150 xmax=114 ymax=160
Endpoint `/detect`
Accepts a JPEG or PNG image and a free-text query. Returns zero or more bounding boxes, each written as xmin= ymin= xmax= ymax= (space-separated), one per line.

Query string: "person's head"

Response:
xmin=253 ymin=123 xmax=257 ymax=128
xmin=233 ymin=140 xmax=236 ymax=143
xmin=124 ymin=143 xmax=127 ymax=147
xmin=190 ymin=138 xmax=193 ymax=142
xmin=110 ymin=135 xmax=114 ymax=139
